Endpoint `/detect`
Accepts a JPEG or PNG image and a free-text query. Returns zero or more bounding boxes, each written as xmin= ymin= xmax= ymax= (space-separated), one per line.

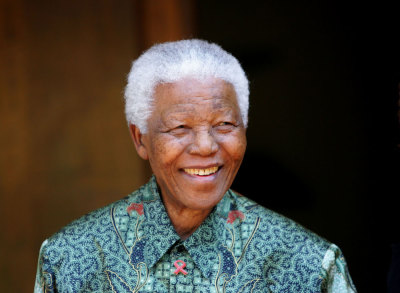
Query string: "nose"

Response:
xmin=188 ymin=129 xmax=218 ymax=156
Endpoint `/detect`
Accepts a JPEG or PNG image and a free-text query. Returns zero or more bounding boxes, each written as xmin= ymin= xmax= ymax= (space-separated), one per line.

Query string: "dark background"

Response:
xmin=1 ymin=0 xmax=399 ymax=291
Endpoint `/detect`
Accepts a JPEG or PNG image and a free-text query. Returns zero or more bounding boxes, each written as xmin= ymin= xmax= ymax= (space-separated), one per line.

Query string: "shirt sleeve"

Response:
xmin=320 ymin=243 xmax=357 ymax=293
xmin=34 ymin=239 xmax=56 ymax=293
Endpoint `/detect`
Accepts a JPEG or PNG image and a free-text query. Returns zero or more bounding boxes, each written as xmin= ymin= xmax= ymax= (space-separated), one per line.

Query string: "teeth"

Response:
xmin=184 ymin=166 xmax=218 ymax=176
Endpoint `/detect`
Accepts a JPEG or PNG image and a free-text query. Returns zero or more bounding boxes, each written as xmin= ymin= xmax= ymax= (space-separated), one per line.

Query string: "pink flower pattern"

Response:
xmin=127 ymin=202 xmax=144 ymax=216
xmin=227 ymin=210 xmax=245 ymax=224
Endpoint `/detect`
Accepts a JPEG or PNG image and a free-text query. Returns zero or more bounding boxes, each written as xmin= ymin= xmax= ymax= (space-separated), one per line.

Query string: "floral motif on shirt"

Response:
xmin=227 ymin=210 xmax=245 ymax=224
xmin=127 ymin=202 xmax=144 ymax=216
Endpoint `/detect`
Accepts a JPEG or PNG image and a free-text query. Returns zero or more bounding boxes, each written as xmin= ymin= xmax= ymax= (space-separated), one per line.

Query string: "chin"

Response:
xmin=184 ymin=192 xmax=225 ymax=210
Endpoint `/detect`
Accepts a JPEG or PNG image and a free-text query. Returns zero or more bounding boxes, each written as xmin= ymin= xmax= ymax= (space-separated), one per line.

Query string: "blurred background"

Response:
xmin=1 ymin=0 xmax=399 ymax=291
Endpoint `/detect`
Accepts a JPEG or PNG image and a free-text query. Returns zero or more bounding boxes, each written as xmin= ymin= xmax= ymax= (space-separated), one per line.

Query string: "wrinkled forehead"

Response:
xmin=152 ymin=77 xmax=239 ymax=108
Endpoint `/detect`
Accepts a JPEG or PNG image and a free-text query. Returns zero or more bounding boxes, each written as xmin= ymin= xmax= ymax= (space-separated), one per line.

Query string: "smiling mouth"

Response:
xmin=183 ymin=166 xmax=219 ymax=176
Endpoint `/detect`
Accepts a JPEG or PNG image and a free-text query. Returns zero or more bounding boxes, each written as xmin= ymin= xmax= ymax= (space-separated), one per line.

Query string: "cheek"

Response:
xmin=221 ymin=134 xmax=247 ymax=161
xmin=151 ymin=139 xmax=168 ymax=157
xmin=150 ymin=136 xmax=187 ymax=166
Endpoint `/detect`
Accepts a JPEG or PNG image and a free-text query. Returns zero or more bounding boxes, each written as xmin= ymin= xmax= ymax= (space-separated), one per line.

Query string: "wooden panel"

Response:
xmin=0 ymin=0 xmax=33 ymax=289
xmin=135 ymin=0 xmax=196 ymax=50
xmin=0 ymin=0 xmax=144 ymax=291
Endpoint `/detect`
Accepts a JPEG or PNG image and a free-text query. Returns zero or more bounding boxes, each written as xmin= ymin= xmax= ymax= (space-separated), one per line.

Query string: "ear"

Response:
xmin=129 ymin=124 xmax=149 ymax=160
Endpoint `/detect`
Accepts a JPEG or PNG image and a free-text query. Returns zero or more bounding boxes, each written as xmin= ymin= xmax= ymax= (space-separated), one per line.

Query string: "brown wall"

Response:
xmin=0 ymin=0 xmax=143 ymax=291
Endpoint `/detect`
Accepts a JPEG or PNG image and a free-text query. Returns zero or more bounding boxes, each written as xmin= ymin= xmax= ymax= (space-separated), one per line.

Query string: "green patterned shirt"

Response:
xmin=35 ymin=176 xmax=356 ymax=292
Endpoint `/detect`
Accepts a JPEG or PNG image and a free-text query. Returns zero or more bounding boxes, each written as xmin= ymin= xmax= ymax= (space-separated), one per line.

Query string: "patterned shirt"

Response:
xmin=35 ymin=176 xmax=356 ymax=292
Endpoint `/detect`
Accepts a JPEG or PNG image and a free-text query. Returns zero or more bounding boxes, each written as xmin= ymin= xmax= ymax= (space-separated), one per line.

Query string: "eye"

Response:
xmin=216 ymin=121 xmax=233 ymax=127
xmin=214 ymin=121 xmax=237 ymax=133
xmin=166 ymin=124 xmax=185 ymax=131
xmin=167 ymin=124 xmax=189 ymax=136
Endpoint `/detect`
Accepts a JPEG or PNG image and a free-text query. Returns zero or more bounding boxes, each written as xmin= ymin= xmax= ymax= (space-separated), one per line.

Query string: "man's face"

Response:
xmin=132 ymin=77 xmax=247 ymax=213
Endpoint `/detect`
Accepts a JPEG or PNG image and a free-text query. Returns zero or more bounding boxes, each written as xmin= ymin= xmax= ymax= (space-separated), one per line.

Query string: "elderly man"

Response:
xmin=35 ymin=39 xmax=356 ymax=292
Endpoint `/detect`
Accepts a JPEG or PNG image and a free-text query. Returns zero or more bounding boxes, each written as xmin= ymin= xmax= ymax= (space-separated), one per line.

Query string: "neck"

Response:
xmin=164 ymin=202 xmax=212 ymax=240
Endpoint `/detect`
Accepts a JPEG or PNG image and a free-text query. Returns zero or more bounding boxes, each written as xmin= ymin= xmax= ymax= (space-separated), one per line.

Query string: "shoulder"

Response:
xmin=36 ymin=188 xmax=146 ymax=291
xmin=230 ymin=189 xmax=331 ymax=259
xmin=40 ymin=187 xmax=145 ymax=262
xmin=228 ymin=191 xmax=338 ymax=290
xmin=221 ymin=191 xmax=356 ymax=292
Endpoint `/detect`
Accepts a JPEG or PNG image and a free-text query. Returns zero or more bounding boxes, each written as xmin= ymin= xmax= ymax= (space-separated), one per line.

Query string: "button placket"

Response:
xmin=170 ymin=243 xmax=192 ymax=292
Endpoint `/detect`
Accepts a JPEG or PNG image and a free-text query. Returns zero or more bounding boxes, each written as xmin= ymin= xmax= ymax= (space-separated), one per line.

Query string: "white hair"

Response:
xmin=124 ymin=39 xmax=249 ymax=133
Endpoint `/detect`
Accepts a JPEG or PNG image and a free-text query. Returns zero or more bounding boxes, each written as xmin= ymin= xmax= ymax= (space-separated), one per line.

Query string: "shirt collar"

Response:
xmin=112 ymin=176 xmax=180 ymax=269
xmin=184 ymin=193 xmax=241 ymax=280
xmin=112 ymin=175 xmax=246 ymax=279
